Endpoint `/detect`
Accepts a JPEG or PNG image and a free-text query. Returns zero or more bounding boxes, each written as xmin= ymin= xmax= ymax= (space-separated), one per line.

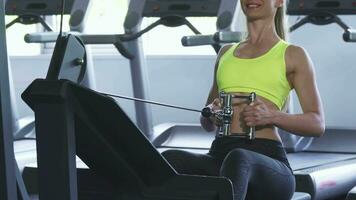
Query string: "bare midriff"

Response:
xmin=227 ymin=92 xmax=282 ymax=142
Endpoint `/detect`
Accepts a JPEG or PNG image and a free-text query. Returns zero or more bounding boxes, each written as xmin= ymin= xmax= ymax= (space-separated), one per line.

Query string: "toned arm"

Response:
xmin=273 ymin=45 xmax=325 ymax=137
xmin=200 ymin=44 xmax=233 ymax=132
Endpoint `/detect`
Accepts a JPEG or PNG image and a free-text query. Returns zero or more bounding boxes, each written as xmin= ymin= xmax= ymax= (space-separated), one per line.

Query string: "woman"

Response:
xmin=162 ymin=0 xmax=325 ymax=199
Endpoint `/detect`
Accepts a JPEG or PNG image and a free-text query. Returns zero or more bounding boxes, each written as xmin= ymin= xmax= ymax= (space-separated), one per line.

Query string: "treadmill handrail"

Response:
xmin=344 ymin=29 xmax=356 ymax=42
xmin=182 ymin=31 xmax=243 ymax=46
xmin=25 ymin=32 xmax=135 ymax=58
xmin=25 ymin=32 xmax=126 ymax=44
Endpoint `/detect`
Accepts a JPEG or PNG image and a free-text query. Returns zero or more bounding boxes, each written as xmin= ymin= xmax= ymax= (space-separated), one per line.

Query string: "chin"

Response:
xmin=245 ymin=10 xmax=273 ymax=22
xmin=245 ymin=14 xmax=265 ymax=22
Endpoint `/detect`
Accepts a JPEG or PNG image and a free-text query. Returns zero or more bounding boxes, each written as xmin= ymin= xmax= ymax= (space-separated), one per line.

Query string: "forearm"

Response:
xmin=272 ymin=111 xmax=325 ymax=137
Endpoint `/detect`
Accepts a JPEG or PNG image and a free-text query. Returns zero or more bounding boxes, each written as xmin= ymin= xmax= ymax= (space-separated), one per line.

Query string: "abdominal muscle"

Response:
xmin=227 ymin=92 xmax=282 ymax=142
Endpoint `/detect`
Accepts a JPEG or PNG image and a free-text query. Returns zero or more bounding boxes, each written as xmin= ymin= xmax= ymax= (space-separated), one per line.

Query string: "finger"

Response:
xmin=244 ymin=105 xmax=254 ymax=112
xmin=244 ymin=116 xmax=255 ymax=123
xmin=254 ymin=105 xmax=262 ymax=111
xmin=242 ymin=111 xmax=258 ymax=118
xmin=252 ymin=97 xmax=263 ymax=103
xmin=250 ymin=101 xmax=263 ymax=107
xmin=245 ymin=116 xmax=259 ymax=126
xmin=244 ymin=105 xmax=258 ymax=112
xmin=213 ymin=99 xmax=222 ymax=108
xmin=244 ymin=112 xmax=259 ymax=119
xmin=245 ymin=118 xmax=255 ymax=127
xmin=248 ymin=117 xmax=267 ymax=127
xmin=213 ymin=98 xmax=220 ymax=104
xmin=255 ymin=97 xmax=262 ymax=102
xmin=249 ymin=99 xmax=258 ymax=106
xmin=246 ymin=121 xmax=255 ymax=127
xmin=212 ymin=105 xmax=222 ymax=112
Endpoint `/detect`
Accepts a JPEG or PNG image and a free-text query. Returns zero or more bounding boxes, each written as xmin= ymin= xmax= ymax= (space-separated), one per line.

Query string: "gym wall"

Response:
xmin=9 ymin=16 xmax=356 ymax=130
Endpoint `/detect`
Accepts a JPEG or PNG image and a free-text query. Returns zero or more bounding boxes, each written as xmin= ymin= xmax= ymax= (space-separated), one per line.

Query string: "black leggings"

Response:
xmin=161 ymin=137 xmax=295 ymax=200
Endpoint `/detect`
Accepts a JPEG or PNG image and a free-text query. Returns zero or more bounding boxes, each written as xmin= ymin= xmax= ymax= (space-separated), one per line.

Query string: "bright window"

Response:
xmin=5 ymin=16 xmax=41 ymax=56
xmin=6 ymin=0 xmax=221 ymax=56
xmin=141 ymin=17 xmax=217 ymax=55
xmin=61 ymin=0 xmax=217 ymax=55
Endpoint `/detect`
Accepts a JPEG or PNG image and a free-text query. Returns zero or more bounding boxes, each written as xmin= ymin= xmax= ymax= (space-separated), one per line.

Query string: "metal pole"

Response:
xmin=0 ymin=0 xmax=19 ymax=199
xmin=70 ymin=0 xmax=96 ymax=90
xmin=124 ymin=0 xmax=154 ymax=139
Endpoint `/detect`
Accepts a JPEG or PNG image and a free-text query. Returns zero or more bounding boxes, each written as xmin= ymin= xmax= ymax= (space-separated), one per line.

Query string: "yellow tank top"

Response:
xmin=216 ymin=40 xmax=292 ymax=110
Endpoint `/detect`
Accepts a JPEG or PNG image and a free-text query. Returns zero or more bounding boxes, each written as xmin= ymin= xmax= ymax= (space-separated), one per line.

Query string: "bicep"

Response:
xmin=205 ymin=44 xmax=233 ymax=105
xmin=206 ymin=69 xmax=219 ymax=105
xmin=289 ymin=47 xmax=323 ymax=115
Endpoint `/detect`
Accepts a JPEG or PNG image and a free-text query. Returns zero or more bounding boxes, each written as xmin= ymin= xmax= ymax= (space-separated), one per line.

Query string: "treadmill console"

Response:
xmin=5 ymin=0 xmax=74 ymax=15
xmin=143 ymin=0 xmax=221 ymax=17
xmin=287 ymin=0 xmax=356 ymax=15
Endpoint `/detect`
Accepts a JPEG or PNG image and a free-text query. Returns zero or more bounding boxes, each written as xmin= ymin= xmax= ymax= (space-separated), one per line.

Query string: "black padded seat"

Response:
xmin=14 ymin=139 xmax=37 ymax=172
xmin=292 ymin=192 xmax=311 ymax=200
xmin=347 ymin=185 xmax=356 ymax=200
xmin=23 ymin=158 xmax=312 ymax=200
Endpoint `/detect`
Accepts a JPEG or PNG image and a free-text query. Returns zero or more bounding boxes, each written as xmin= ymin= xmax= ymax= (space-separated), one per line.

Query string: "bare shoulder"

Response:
xmin=285 ymin=44 xmax=313 ymax=72
xmin=220 ymin=43 xmax=234 ymax=52
xmin=217 ymin=43 xmax=234 ymax=60
xmin=286 ymin=44 xmax=309 ymax=59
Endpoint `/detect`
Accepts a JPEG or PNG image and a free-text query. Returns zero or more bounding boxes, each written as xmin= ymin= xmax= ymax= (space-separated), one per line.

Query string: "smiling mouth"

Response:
xmin=246 ymin=2 xmax=262 ymax=9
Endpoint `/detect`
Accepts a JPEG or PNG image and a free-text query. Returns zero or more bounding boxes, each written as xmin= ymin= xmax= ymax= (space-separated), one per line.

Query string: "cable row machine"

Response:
xmin=20 ymin=0 xmax=314 ymax=196
xmin=7 ymin=0 xmax=98 ymax=176
xmin=19 ymin=0 xmax=243 ymax=199
xmin=12 ymin=0 xmax=309 ymax=200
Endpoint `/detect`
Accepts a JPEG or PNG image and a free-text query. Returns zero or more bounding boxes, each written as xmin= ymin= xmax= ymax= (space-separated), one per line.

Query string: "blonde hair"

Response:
xmin=275 ymin=3 xmax=291 ymax=112
xmin=239 ymin=3 xmax=291 ymax=112
xmin=275 ymin=3 xmax=288 ymax=41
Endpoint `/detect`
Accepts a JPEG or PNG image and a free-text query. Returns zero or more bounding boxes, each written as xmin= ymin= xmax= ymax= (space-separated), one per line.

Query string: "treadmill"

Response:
xmin=122 ymin=0 xmax=242 ymax=141
xmin=286 ymin=1 xmax=356 ymax=199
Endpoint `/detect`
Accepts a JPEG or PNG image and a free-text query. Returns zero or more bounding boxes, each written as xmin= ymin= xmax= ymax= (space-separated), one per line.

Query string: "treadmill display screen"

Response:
xmin=6 ymin=0 xmax=75 ymax=15
xmin=143 ymin=0 xmax=221 ymax=17
xmin=287 ymin=0 xmax=356 ymax=15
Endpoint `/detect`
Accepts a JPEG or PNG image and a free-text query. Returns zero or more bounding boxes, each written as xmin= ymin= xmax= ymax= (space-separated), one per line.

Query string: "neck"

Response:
xmin=246 ymin=17 xmax=280 ymax=44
